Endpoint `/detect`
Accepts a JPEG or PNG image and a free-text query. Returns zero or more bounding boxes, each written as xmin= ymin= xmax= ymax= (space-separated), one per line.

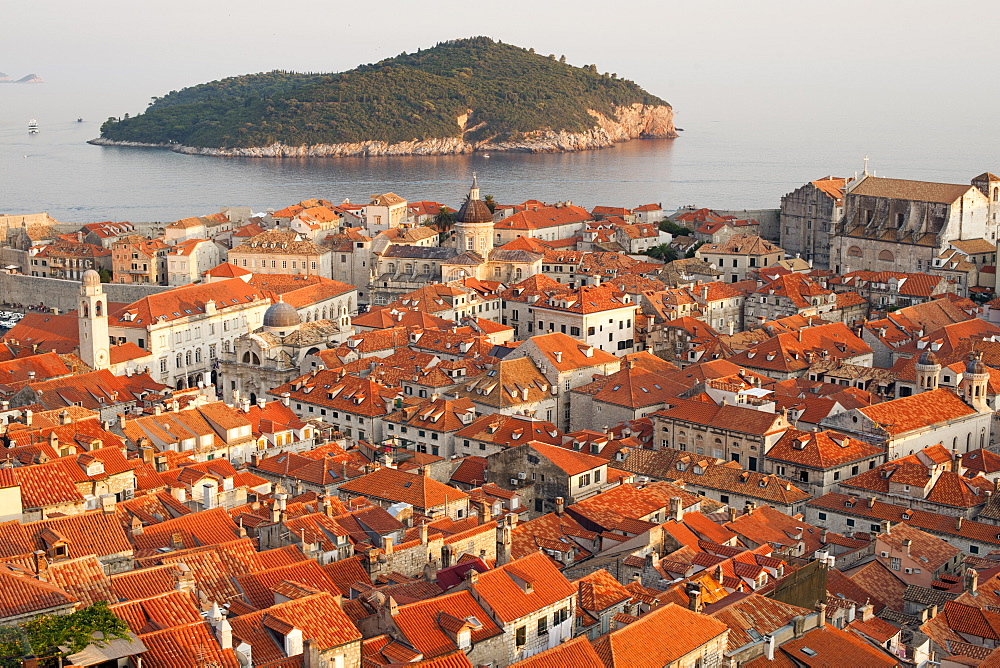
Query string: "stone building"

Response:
xmin=365 ymin=192 xmax=408 ymax=232
xmin=695 ymin=234 xmax=784 ymax=283
xmin=228 ymin=229 xmax=332 ymax=278
xmin=779 ymin=176 xmax=847 ymax=269
xmin=830 ymin=172 xmax=1000 ymax=275
xmin=111 ymin=235 xmax=170 ymax=284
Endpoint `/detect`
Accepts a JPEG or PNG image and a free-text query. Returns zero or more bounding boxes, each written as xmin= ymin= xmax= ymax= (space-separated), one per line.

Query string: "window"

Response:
xmin=579 ymin=473 xmax=591 ymax=487
xmin=515 ymin=626 xmax=526 ymax=647
xmin=846 ymin=518 xmax=856 ymax=528
xmin=776 ymin=465 xmax=786 ymax=476
xmin=890 ymin=557 xmax=901 ymax=571
xmin=537 ymin=617 xmax=548 ymax=636
xmin=851 ymin=465 xmax=859 ymax=476
xmin=555 ymin=607 xmax=569 ymax=624
xmin=971 ymin=545 xmax=981 ymax=555
xmin=818 ymin=512 xmax=827 ymax=521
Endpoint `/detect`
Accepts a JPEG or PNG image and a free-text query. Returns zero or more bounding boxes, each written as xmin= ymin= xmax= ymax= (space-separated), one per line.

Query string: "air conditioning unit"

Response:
xmin=880 ymin=551 xmax=889 ymax=557
xmin=904 ymin=568 xmax=912 ymax=574
xmin=510 ymin=478 xmax=518 ymax=486
xmin=517 ymin=472 xmax=527 ymax=480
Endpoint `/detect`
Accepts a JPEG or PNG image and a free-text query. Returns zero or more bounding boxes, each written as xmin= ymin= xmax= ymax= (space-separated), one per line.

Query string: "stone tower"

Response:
xmin=453 ymin=173 xmax=495 ymax=256
xmin=914 ymin=349 xmax=941 ymax=392
xmin=962 ymin=350 xmax=990 ymax=412
xmin=78 ymin=269 xmax=110 ymax=370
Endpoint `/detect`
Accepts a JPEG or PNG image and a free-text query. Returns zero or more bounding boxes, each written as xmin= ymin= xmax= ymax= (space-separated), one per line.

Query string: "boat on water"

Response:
xmin=28 ymin=119 xmax=38 ymax=134
xmin=77 ymin=117 xmax=83 ymax=123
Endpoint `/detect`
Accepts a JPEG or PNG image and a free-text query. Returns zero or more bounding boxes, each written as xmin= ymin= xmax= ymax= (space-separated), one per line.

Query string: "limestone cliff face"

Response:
xmin=89 ymin=103 xmax=676 ymax=157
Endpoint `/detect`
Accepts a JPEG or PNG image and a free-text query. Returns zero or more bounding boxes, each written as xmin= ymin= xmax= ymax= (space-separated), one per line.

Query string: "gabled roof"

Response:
xmin=857 ymin=388 xmax=978 ymax=436
xmin=849 ymin=175 xmax=973 ymax=204
xmin=592 ymin=602 xmax=729 ymax=668
xmin=766 ymin=429 xmax=883 ymax=469
xmin=471 ymin=551 xmax=575 ymax=623
xmin=338 ymin=467 xmax=469 ymax=510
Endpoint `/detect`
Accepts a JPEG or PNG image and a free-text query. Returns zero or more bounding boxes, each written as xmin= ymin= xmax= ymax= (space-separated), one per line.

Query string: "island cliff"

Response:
xmin=93 ymin=37 xmax=677 ymax=157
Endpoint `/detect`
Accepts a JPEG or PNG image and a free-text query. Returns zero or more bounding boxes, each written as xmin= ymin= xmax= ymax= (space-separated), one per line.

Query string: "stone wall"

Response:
xmin=0 ymin=272 xmax=168 ymax=312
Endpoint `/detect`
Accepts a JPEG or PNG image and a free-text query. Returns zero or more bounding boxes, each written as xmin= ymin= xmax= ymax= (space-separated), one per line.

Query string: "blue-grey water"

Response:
xmin=1 ymin=80 xmax=996 ymax=223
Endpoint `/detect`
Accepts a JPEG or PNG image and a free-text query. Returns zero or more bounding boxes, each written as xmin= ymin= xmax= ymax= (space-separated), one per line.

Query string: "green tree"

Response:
xmin=686 ymin=241 xmax=704 ymax=258
xmin=0 ymin=602 xmax=131 ymax=668
xmin=425 ymin=206 xmax=456 ymax=239
xmin=483 ymin=194 xmax=496 ymax=213
xmin=644 ymin=243 xmax=678 ymax=263
xmin=97 ymin=268 xmax=112 ymax=283
xmin=658 ymin=219 xmax=691 ymax=236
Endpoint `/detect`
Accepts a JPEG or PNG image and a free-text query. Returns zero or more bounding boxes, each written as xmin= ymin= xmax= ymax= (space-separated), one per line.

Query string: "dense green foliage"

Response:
xmin=658 ymin=219 xmax=691 ymax=236
xmin=0 ymin=602 xmax=131 ymax=668
xmin=644 ymin=243 xmax=679 ymax=262
xmin=100 ymin=37 xmax=669 ymax=149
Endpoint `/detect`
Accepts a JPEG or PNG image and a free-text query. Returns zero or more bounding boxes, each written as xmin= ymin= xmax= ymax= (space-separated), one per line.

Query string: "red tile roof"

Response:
xmin=592 ymin=602 xmax=729 ymax=667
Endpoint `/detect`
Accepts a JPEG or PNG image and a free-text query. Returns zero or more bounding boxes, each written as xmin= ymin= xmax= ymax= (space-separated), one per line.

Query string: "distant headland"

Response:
xmin=0 ymin=73 xmax=44 ymax=83
xmin=91 ymin=37 xmax=677 ymax=157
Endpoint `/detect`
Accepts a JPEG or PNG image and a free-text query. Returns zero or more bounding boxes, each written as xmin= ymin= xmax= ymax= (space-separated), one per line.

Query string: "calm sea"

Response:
xmin=1 ymin=81 xmax=997 ymax=223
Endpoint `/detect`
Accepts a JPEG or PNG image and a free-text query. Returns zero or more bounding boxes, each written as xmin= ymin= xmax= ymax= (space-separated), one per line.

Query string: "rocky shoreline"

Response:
xmin=89 ymin=103 xmax=677 ymax=157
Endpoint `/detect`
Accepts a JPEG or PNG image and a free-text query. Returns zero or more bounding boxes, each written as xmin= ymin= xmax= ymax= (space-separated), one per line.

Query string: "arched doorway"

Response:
xmin=249 ymin=392 xmax=257 ymax=405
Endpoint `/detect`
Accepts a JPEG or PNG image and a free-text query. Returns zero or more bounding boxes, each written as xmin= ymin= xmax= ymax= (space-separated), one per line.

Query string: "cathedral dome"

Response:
xmin=263 ymin=297 xmax=300 ymax=329
xmin=917 ymin=350 xmax=939 ymax=366
xmin=456 ymin=197 xmax=494 ymax=225
xmin=455 ymin=173 xmax=494 ymax=224
xmin=82 ymin=269 xmax=101 ymax=286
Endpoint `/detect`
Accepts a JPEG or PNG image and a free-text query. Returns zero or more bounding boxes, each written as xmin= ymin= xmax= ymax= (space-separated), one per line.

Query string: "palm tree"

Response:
xmin=427 ymin=206 xmax=456 ymax=240
xmin=483 ymin=195 xmax=496 ymax=213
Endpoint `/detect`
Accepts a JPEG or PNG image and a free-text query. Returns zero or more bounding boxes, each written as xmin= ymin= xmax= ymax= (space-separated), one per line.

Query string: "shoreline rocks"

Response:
xmin=89 ymin=104 xmax=677 ymax=158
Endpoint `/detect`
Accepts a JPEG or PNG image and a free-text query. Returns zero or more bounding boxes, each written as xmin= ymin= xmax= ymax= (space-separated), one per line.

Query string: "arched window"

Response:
xmin=82 ymin=303 xmax=89 ymax=317
xmin=848 ymin=246 xmax=863 ymax=258
xmin=185 ymin=351 xmax=192 ymax=365
xmin=223 ymin=340 xmax=230 ymax=353
xmin=993 ymin=188 xmax=998 ymax=202
xmin=405 ymin=263 xmax=413 ymax=273
xmin=175 ymin=354 xmax=183 ymax=368
xmin=515 ymin=268 xmax=523 ymax=280
xmin=878 ymin=250 xmax=894 ymax=262
xmin=95 ymin=300 xmax=103 ymax=316
xmin=194 ymin=348 xmax=201 ymax=363
xmin=242 ymin=352 xmax=251 ymax=363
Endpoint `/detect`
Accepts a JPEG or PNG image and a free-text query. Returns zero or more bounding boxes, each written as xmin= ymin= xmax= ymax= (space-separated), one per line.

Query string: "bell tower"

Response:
xmin=962 ymin=350 xmax=990 ymax=412
xmin=78 ymin=270 xmax=110 ymax=369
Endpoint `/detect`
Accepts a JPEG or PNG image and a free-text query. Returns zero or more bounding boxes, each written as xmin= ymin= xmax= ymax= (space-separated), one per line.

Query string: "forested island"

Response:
xmin=93 ymin=37 xmax=676 ymax=157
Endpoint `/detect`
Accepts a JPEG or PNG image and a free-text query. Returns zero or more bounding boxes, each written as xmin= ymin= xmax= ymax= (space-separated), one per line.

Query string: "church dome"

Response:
xmin=263 ymin=297 xmax=300 ymax=329
xmin=82 ymin=269 xmax=101 ymax=286
xmin=917 ymin=350 xmax=939 ymax=366
xmin=455 ymin=173 xmax=494 ymax=224
xmin=456 ymin=197 xmax=494 ymax=225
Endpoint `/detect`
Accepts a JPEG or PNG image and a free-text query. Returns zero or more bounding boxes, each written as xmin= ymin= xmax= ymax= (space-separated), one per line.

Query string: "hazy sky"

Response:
xmin=4 ymin=0 xmax=996 ymax=123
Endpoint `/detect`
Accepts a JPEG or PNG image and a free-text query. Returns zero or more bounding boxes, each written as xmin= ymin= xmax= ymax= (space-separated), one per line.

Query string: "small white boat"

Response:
xmin=482 ymin=153 xmax=491 ymax=158
xmin=28 ymin=119 xmax=38 ymax=134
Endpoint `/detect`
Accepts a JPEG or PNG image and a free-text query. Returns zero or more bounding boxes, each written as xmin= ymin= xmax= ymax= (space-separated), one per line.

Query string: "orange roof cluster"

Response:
xmin=495 ymin=204 xmax=592 ymax=230
xmin=767 ymin=428 xmax=884 ymax=469
xmin=338 ymin=467 xmax=469 ymax=511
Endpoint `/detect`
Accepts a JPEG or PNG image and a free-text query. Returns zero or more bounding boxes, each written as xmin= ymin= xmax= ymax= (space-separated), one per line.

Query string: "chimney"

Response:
xmin=686 ymin=582 xmax=703 ymax=613
xmin=241 ymin=398 xmax=251 ymax=413
xmin=816 ymin=602 xmax=827 ymax=628
xmin=901 ymin=538 xmax=912 ymax=557
xmin=792 ymin=614 xmax=806 ymax=638
xmin=257 ymin=397 xmax=266 ymax=409
xmin=422 ymin=465 xmax=431 ymax=478
xmin=764 ymin=635 xmax=775 ymax=661
xmin=382 ymin=535 xmax=394 ymax=555
xmin=420 ymin=522 xmax=429 ymax=545
xmin=727 ymin=506 xmax=738 ymax=523
xmin=669 ymin=496 xmax=683 ymax=522
xmin=967 ymin=568 xmax=979 ymax=594
xmin=957 ymin=516 xmax=964 ymax=531
xmin=860 ymin=599 xmax=874 ymax=622
xmin=554 ymin=351 xmax=563 ymax=363
xmin=24 ymin=409 xmax=32 ymax=425
xmin=303 ymin=638 xmax=321 ymax=668
xmin=555 ymin=497 xmax=565 ymax=516
xmin=281 ymin=392 xmax=290 ymax=406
